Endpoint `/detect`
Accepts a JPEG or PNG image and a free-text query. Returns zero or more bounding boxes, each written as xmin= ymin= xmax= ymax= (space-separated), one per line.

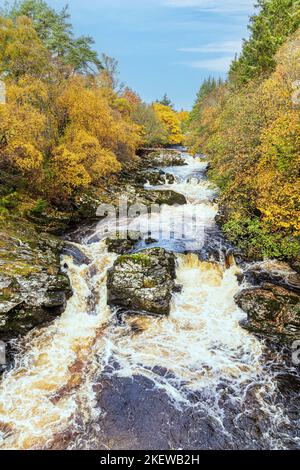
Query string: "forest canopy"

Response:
xmin=0 ymin=0 xmax=186 ymax=211
xmin=187 ymin=0 xmax=300 ymax=260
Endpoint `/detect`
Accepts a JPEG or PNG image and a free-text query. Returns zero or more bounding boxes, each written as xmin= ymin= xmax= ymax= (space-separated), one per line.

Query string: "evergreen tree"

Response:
xmin=157 ymin=93 xmax=174 ymax=109
xmin=3 ymin=0 xmax=102 ymax=74
xmin=190 ymin=77 xmax=222 ymax=122
xmin=229 ymin=0 xmax=300 ymax=85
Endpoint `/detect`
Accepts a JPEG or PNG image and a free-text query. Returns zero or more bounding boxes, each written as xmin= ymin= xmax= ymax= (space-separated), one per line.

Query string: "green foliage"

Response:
xmin=189 ymin=77 xmax=223 ymax=122
xmin=157 ymin=93 xmax=174 ymax=109
xmin=30 ymin=198 xmax=47 ymax=215
xmin=223 ymin=217 xmax=300 ymax=260
xmin=188 ymin=1 xmax=300 ymax=261
xmin=3 ymin=0 xmax=102 ymax=74
xmin=131 ymin=101 xmax=168 ymax=147
xmin=229 ymin=0 xmax=300 ymax=85
xmin=0 ymin=191 xmax=19 ymax=210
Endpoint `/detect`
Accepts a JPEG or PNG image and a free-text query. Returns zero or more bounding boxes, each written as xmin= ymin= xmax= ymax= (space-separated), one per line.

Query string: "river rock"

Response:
xmin=107 ymin=248 xmax=176 ymax=315
xmin=140 ymin=170 xmax=165 ymax=186
xmin=235 ymin=283 xmax=300 ymax=345
xmin=147 ymin=150 xmax=187 ymax=167
xmin=143 ymin=170 xmax=176 ymax=186
xmin=0 ymin=225 xmax=72 ymax=341
xmin=144 ymin=190 xmax=187 ymax=206
xmin=106 ymin=231 xmax=143 ymax=255
xmin=243 ymin=260 xmax=300 ymax=294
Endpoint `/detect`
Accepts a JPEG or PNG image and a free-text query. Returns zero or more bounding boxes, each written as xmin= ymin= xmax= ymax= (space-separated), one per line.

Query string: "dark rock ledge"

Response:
xmin=107 ymin=248 xmax=178 ymax=316
xmin=0 ymin=226 xmax=72 ymax=343
xmin=235 ymin=260 xmax=300 ymax=345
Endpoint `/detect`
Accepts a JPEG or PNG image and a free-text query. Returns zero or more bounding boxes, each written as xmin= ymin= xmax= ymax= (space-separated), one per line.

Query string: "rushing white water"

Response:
xmin=101 ymin=256 xmax=264 ymax=404
xmin=0 ymin=242 xmax=116 ymax=449
xmin=0 ymin=152 xmax=299 ymax=450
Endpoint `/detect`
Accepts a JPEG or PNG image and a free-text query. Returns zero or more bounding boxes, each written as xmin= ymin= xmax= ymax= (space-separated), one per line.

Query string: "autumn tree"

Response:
xmin=48 ymin=76 xmax=141 ymax=198
xmin=188 ymin=25 xmax=300 ymax=259
xmin=153 ymin=103 xmax=184 ymax=145
xmin=4 ymin=0 xmax=102 ymax=74
xmin=0 ymin=15 xmax=50 ymax=78
xmin=0 ymin=77 xmax=47 ymax=185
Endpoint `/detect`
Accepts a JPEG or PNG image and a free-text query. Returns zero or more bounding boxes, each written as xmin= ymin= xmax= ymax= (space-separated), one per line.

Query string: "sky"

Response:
xmin=24 ymin=1 xmax=257 ymax=109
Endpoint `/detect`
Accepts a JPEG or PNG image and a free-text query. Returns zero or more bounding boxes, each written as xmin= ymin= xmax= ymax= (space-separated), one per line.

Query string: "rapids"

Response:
xmin=0 ymin=151 xmax=299 ymax=450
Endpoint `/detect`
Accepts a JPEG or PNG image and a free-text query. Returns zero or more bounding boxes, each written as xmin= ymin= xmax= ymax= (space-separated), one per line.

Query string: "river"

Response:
xmin=0 ymin=151 xmax=299 ymax=450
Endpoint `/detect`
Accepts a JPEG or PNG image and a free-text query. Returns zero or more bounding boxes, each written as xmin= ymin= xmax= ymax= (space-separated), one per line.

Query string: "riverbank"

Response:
xmin=0 ymin=149 xmax=299 ymax=450
xmin=0 ymin=149 xmax=187 ymax=359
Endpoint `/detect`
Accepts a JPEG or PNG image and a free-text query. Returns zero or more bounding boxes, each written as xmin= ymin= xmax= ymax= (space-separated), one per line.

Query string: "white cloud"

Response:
xmin=80 ymin=0 xmax=255 ymax=13
xmin=178 ymin=40 xmax=243 ymax=53
xmin=163 ymin=0 xmax=255 ymax=13
xmin=180 ymin=56 xmax=233 ymax=71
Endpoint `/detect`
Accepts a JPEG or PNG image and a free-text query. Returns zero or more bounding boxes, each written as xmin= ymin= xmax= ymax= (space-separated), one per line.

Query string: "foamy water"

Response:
xmin=0 ymin=152 xmax=299 ymax=450
xmin=101 ymin=255 xmax=263 ymax=402
xmin=0 ymin=242 xmax=116 ymax=449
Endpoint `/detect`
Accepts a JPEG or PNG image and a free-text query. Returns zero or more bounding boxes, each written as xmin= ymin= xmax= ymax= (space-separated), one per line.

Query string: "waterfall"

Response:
xmin=0 ymin=152 xmax=299 ymax=450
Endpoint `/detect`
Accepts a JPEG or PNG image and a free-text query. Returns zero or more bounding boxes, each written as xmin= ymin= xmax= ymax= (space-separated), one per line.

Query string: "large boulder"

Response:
xmin=151 ymin=190 xmax=187 ymax=206
xmin=137 ymin=149 xmax=187 ymax=167
xmin=142 ymin=189 xmax=187 ymax=206
xmin=243 ymin=260 xmax=300 ymax=294
xmin=106 ymin=231 xmax=143 ymax=255
xmin=107 ymin=248 xmax=177 ymax=315
xmin=136 ymin=170 xmax=175 ymax=186
xmin=0 ymin=225 xmax=72 ymax=341
xmin=235 ymin=283 xmax=300 ymax=345
xmin=148 ymin=150 xmax=187 ymax=167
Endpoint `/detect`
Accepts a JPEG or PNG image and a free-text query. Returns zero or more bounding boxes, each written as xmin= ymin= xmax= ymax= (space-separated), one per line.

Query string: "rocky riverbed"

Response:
xmin=0 ymin=149 xmax=187 ymax=358
xmin=0 ymin=148 xmax=299 ymax=450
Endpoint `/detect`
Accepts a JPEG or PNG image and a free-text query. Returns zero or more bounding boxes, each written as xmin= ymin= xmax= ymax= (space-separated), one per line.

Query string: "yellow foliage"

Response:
xmin=51 ymin=146 xmax=91 ymax=195
xmin=0 ymin=16 xmax=50 ymax=78
xmin=187 ymin=27 xmax=300 ymax=254
xmin=65 ymin=129 xmax=122 ymax=182
xmin=153 ymin=103 xmax=184 ymax=145
xmin=0 ymin=17 xmax=147 ymax=201
xmin=0 ymin=79 xmax=46 ymax=183
xmin=178 ymin=111 xmax=189 ymax=123
xmin=11 ymin=142 xmax=43 ymax=173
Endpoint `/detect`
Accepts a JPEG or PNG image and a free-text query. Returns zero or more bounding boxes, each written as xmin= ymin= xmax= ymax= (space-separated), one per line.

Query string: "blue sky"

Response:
xmin=39 ymin=1 xmax=255 ymax=109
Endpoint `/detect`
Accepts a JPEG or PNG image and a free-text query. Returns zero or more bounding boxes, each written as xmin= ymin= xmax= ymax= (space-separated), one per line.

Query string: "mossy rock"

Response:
xmin=107 ymin=248 xmax=177 ymax=316
xmin=235 ymin=283 xmax=300 ymax=346
xmin=0 ymin=219 xmax=72 ymax=341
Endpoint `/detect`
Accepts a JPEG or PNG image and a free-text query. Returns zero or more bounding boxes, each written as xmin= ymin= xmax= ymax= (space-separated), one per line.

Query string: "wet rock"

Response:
xmin=243 ymin=260 xmax=300 ymax=294
xmin=145 ymin=237 xmax=159 ymax=245
xmin=117 ymin=187 xmax=187 ymax=208
xmin=165 ymin=173 xmax=176 ymax=184
xmin=0 ymin=224 xmax=72 ymax=341
xmin=146 ymin=150 xmax=187 ymax=167
xmin=142 ymin=170 xmax=176 ymax=186
xmin=142 ymin=170 xmax=165 ymax=186
xmin=0 ymin=271 xmax=72 ymax=340
xmin=144 ymin=190 xmax=187 ymax=206
xmin=235 ymin=284 xmax=300 ymax=345
xmin=106 ymin=231 xmax=143 ymax=255
xmin=290 ymin=259 xmax=300 ymax=275
xmin=107 ymin=248 xmax=176 ymax=315
xmin=62 ymin=242 xmax=91 ymax=265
